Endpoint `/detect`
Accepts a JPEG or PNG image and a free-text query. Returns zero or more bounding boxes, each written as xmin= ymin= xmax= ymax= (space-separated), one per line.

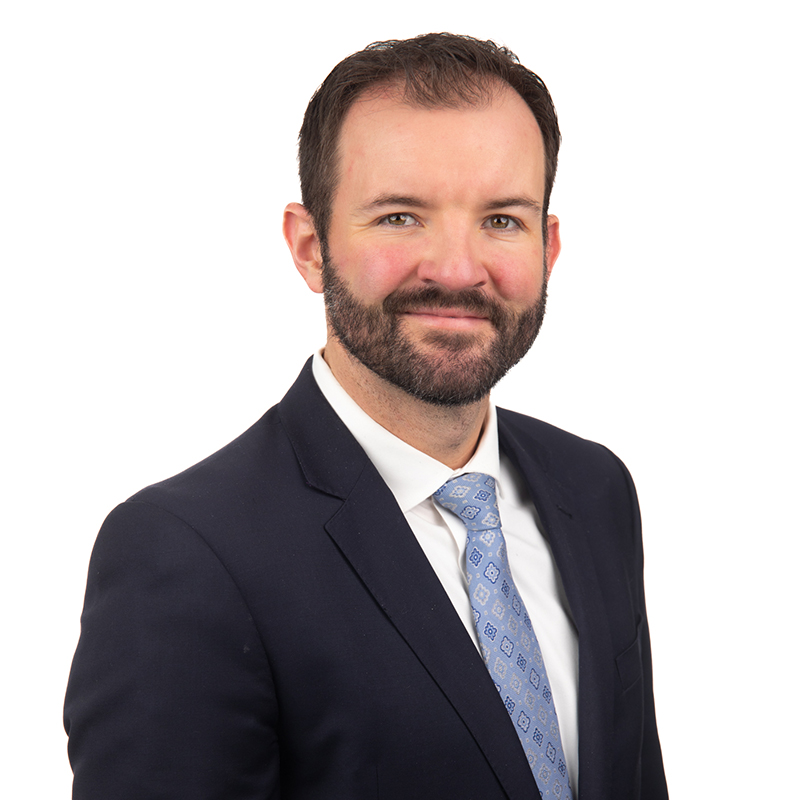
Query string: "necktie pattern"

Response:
xmin=433 ymin=472 xmax=573 ymax=800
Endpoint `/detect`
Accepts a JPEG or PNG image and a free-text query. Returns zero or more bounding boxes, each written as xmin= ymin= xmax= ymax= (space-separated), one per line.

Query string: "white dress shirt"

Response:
xmin=312 ymin=351 xmax=580 ymax=792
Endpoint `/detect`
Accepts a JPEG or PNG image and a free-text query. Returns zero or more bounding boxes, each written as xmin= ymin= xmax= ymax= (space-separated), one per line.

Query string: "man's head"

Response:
xmin=284 ymin=34 xmax=562 ymax=408
xmin=298 ymin=33 xmax=560 ymax=246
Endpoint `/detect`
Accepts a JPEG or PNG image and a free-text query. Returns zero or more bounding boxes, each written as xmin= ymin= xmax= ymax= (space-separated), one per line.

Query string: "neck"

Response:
xmin=323 ymin=341 xmax=489 ymax=470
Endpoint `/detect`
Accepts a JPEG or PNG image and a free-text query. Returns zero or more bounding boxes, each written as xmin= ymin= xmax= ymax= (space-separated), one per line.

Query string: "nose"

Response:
xmin=416 ymin=224 xmax=489 ymax=291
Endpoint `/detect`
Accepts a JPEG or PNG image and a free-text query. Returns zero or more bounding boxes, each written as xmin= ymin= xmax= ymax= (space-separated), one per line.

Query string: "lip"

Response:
xmin=400 ymin=308 xmax=491 ymax=330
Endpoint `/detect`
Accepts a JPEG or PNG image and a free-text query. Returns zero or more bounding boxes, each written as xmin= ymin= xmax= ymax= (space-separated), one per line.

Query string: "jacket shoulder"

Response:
xmin=497 ymin=407 xmax=631 ymax=485
xmin=127 ymin=404 xmax=298 ymax=523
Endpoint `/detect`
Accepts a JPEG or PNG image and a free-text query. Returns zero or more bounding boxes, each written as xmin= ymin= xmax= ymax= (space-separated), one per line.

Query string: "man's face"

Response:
xmin=320 ymin=84 xmax=560 ymax=406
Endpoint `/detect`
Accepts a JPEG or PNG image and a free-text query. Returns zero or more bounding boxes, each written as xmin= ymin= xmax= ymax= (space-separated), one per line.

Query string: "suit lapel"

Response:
xmin=326 ymin=466 xmax=540 ymax=798
xmin=499 ymin=412 xmax=615 ymax=800
xmin=278 ymin=363 xmax=538 ymax=798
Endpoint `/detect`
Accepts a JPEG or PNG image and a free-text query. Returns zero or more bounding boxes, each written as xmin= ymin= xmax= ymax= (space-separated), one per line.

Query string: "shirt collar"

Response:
xmin=312 ymin=350 xmax=503 ymax=512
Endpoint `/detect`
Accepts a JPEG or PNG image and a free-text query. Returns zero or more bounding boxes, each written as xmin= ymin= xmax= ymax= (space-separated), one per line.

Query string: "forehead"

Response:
xmin=335 ymin=85 xmax=546 ymax=205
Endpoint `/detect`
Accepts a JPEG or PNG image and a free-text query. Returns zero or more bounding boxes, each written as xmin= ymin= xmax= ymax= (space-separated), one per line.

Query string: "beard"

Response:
xmin=321 ymin=253 xmax=548 ymax=407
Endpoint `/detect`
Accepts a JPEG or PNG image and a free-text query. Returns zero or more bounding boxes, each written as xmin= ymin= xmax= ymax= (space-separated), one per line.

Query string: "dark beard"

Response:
xmin=321 ymin=255 xmax=548 ymax=407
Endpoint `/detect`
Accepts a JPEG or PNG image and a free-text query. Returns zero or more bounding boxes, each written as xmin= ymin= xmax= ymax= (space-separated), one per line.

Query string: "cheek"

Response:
xmin=491 ymin=255 xmax=546 ymax=304
xmin=344 ymin=242 xmax=419 ymax=300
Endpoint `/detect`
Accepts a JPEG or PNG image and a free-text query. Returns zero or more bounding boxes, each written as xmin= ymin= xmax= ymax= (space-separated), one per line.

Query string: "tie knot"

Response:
xmin=433 ymin=472 xmax=501 ymax=531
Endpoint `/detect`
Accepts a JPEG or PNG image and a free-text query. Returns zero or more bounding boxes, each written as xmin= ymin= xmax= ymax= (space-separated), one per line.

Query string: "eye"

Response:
xmin=380 ymin=213 xmax=417 ymax=227
xmin=486 ymin=215 xmax=519 ymax=230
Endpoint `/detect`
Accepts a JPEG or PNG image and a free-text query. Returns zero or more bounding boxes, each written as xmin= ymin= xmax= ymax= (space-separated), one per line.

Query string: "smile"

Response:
xmin=400 ymin=309 xmax=491 ymax=330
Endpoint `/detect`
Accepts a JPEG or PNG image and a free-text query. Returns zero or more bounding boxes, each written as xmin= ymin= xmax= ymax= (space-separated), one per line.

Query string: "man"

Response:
xmin=65 ymin=33 xmax=668 ymax=799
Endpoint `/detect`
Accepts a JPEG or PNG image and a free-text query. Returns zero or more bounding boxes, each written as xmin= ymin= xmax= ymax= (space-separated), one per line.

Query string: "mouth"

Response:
xmin=399 ymin=307 xmax=491 ymax=330
xmin=383 ymin=286 xmax=502 ymax=330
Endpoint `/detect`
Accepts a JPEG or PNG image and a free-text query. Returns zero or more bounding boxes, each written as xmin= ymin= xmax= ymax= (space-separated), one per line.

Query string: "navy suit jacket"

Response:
xmin=65 ymin=360 xmax=668 ymax=799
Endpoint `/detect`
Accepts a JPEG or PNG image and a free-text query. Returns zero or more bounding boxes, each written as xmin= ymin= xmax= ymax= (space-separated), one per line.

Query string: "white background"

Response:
xmin=2 ymin=1 xmax=797 ymax=796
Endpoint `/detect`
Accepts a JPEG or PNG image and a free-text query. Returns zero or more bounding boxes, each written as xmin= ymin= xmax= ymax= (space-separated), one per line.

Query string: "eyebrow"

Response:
xmin=358 ymin=194 xmax=543 ymax=215
xmin=485 ymin=197 xmax=543 ymax=215
xmin=358 ymin=194 xmax=428 ymax=213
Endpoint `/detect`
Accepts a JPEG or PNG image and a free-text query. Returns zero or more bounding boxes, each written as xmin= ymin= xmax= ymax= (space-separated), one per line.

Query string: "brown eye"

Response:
xmin=384 ymin=213 xmax=414 ymax=226
xmin=488 ymin=215 xmax=516 ymax=229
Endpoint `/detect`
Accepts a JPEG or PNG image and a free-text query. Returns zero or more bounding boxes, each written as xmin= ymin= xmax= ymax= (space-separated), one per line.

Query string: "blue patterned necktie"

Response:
xmin=433 ymin=472 xmax=573 ymax=800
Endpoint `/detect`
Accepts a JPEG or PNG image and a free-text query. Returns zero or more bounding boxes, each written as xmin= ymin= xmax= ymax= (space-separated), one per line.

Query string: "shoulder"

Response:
xmin=497 ymin=407 xmax=640 ymax=549
xmin=113 ymin=388 xmax=342 ymax=563
xmin=497 ymin=407 xmax=632 ymax=487
xmin=126 ymin=359 xmax=363 ymax=528
xmin=128 ymin=403 xmax=294 ymax=519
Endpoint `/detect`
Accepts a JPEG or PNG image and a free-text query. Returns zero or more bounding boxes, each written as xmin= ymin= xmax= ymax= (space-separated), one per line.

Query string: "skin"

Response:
xmin=284 ymin=84 xmax=561 ymax=469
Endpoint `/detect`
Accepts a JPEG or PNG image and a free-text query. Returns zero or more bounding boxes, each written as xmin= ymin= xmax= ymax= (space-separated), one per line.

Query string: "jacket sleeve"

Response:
xmin=64 ymin=500 xmax=280 ymax=799
xmin=616 ymin=451 xmax=669 ymax=800
xmin=637 ymin=600 xmax=669 ymax=799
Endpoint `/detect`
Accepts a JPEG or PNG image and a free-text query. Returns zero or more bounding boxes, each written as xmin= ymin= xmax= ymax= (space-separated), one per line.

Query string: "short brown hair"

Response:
xmin=298 ymin=32 xmax=561 ymax=241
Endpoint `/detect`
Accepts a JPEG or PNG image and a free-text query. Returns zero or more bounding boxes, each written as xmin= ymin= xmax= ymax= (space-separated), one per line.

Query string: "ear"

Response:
xmin=544 ymin=214 xmax=561 ymax=282
xmin=283 ymin=202 xmax=324 ymax=293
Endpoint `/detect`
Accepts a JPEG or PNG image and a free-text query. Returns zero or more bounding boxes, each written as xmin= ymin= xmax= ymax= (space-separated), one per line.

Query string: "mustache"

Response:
xmin=382 ymin=287 xmax=505 ymax=327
